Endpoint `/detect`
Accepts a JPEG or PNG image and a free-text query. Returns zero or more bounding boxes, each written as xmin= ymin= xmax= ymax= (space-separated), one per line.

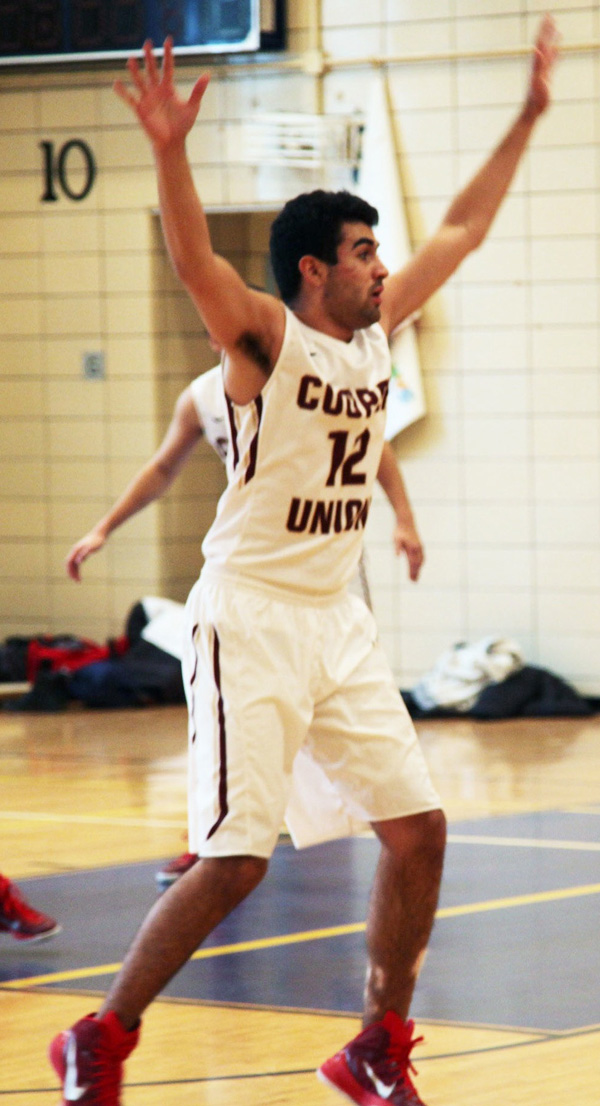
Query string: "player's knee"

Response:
xmin=374 ymin=807 xmax=446 ymax=869
xmin=228 ymin=854 xmax=269 ymax=897
xmin=200 ymin=853 xmax=269 ymax=909
xmin=399 ymin=809 xmax=446 ymax=870
xmin=404 ymin=809 xmax=446 ymax=883
xmin=420 ymin=808 xmax=447 ymax=868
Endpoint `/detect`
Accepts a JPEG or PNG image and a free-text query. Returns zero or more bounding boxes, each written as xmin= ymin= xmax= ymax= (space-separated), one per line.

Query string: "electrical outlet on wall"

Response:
xmin=82 ymin=352 xmax=105 ymax=380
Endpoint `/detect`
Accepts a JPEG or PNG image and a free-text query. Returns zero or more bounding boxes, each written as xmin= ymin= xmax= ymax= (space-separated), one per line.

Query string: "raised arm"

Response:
xmin=66 ymin=388 xmax=203 ymax=581
xmin=114 ymin=39 xmax=284 ymax=403
xmin=379 ymin=14 xmax=559 ymax=336
xmin=376 ymin=442 xmax=424 ymax=582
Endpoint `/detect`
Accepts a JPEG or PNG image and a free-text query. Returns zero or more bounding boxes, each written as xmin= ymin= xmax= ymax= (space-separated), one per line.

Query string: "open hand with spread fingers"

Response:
xmin=114 ymin=36 xmax=210 ymax=152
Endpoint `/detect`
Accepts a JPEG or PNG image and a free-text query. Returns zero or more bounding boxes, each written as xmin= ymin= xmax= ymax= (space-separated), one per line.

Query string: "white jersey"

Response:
xmin=189 ymin=366 xmax=228 ymax=461
xmin=202 ymin=306 xmax=391 ymax=598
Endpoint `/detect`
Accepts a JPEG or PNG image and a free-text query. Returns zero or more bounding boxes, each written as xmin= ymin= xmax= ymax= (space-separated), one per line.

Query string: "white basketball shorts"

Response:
xmin=183 ymin=575 xmax=442 ymax=859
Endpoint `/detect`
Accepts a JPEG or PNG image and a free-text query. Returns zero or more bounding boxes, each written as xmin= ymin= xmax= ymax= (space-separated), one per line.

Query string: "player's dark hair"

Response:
xmin=269 ymin=190 xmax=379 ymax=304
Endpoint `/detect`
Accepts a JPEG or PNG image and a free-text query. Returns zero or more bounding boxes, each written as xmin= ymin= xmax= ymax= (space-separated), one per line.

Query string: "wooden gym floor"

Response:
xmin=1 ymin=703 xmax=599 ymax=1104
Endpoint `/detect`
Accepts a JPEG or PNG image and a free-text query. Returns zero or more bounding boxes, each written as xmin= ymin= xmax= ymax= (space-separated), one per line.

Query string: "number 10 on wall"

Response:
xmin=40 ymin=139 xmax=96 ymax=202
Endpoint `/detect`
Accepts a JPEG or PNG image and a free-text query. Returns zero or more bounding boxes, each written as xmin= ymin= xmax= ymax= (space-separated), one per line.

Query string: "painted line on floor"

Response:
xmin=448 ymin=833 xmax=600 ymax=851
xmin=4 ymin=880 xmax=600 ymax=992
xmin=0 ymin=810 xmax=186 ymax=829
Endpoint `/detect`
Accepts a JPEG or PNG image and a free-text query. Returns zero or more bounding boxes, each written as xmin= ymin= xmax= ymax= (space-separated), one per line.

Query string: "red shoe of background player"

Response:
xmin=154 ymin=851 xmax=199 ymax=888
xmin=0 ymin=875 xmax=61 ymax=942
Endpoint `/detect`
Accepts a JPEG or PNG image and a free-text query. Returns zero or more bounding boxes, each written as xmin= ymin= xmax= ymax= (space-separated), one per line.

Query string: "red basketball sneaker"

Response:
xmin=154 ymin=851 xmax=199 ymax=888
xmin=0 ymin=875 xmax=61 ymax=942
xmin=49 ymin=1011 xmax=140 ymax=1105
xmin=318 ymin=1012 xmax=426 ymax=1106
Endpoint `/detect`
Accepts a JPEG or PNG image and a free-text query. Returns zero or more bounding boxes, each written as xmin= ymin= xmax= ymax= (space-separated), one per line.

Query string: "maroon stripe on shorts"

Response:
xmin=225 ymin=393 xmax=239 ymax=468
xmin=189 ymin=623 xmax=199 ymax=744
xmin=244 ymin=393 xmax=263 ymax=484
xmin=207 ymin=628 xmax=228 ymax=840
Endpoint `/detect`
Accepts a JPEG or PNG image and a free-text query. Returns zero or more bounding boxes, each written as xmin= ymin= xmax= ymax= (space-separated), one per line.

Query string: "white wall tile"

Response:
xmin=467 ymin=588 xmax=534 ymax=638
xmin=534 ymin=459 xmax=600 ymax=502
xmin=532 ymin=417 xmax=599 ymax=458
xmin=399 ymin=458 xmax=461 ymax=501
xmin=388 ymin=63 xmax=454 ymax=112
xmin=0 ymin=582 xmax=50 ymax=618
xmin=528 ymin=0 xmax=596 ymax=11
xmin=531 ymin=371 xmax=599 ymax=416
xmin=462 ymin=416 xmax=530 ymax=458
xmin=464 ymin=460 xmax=531 ymax=502
xmin=39 ymin=90 xmax=98 ymax=129
xmin=456 ymin=15 xmax=524 ymax=52
xmin=458 ymin=238 xmax=527 ymax=284
xmin=457 ymin=57 xmax=524 ymax=108
xmin=0 ymin=175 xmax=40 ymax=215
xmin=399 ymin=587 xmax=464 ymax=631
xmin=529 ymin=237 xmax=597 ymax=283
xmin=323 ymin=0 xmax=384 ymax=26
xmin=459 ymin=283 xmax=528 ymax=328
xmin=0 ymin=91 xmax=36 ymax=131
xmin=462 ymin=372 xmax=529 ymax=415
xmin=538 ymin=590 xmax=600 ymax=636
xmin=465 ymin=501 xmax=532 ymax=547
xmin=536 ymin=548 xmax=600 ymax=590
xmin=0 ymin=256 xmax=40 ymax=295
xmin=466 ymin=548 xmax=534 ymax=589
xmin=384 ymin=0 xmax=452 ymax=19
xmin=529 ymin=146 xmax=597 ymax=194
xmin=401 ymin=153 xmax=457 ymax=200
xmin=460 ymin=326 xmax=529 ymax=372
xmin=531 ymin=326 xmax=599 ymax=371
xmin=531 ymin=282 xmax=598 ymax=327
xmin=535 ymin=501 xmax=600 ymax=545
xmin=0 ymin=298 xmax=42 ymax=336
xmin=322 ymin=25 xmax=385 ymax=59
xmin=0 ymin=213 xmax=40 ymax=253
xmin=0 ymin=135 xmax=41 ymax=173
xmin=397 ymin=112 xmax=455 ymax=156
xmin=386 ymin=19 xmax=454 ymax=55
xmin=530 ymin=193 xmax=598 ymax=239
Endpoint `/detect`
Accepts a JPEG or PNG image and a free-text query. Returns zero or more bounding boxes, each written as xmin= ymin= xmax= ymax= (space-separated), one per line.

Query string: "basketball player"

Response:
xmin=66 ymin=361 xmax=424 ymax=887
xmin=50 ymin=16 xmax=558 ymax=1106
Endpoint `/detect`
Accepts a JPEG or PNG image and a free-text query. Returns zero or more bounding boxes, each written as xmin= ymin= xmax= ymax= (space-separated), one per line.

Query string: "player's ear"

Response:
xmin=298 ymin=254 xmax=327 ymax=289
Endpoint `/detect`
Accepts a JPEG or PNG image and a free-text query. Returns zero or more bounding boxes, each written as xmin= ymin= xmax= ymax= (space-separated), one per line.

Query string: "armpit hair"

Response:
xmin=235 ymin=331 xmax=272 ymax=377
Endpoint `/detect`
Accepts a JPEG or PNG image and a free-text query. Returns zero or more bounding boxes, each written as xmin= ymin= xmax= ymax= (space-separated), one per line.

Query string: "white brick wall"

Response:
xmin=0 ymin=0 xmax=599 ymax=692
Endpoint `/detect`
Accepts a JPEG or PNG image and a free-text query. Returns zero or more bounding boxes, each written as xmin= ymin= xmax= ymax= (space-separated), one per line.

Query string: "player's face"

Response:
xmin=323 ymin=222 xmax=389 ymax=334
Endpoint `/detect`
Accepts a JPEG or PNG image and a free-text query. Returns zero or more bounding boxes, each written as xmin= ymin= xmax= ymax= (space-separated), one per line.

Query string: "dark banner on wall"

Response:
xmin=0 ymin=0 xmax=275 ymax=64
